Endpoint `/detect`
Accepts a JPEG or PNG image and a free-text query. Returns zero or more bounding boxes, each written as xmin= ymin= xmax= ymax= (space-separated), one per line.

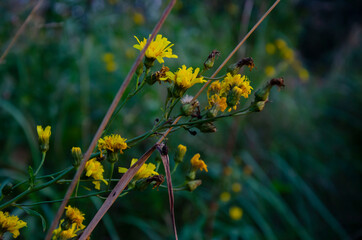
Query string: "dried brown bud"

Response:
xmin=227 ymin=57 xmax=255 ymax=75
xmin=204 ymin=50 xmax=220 ymax=70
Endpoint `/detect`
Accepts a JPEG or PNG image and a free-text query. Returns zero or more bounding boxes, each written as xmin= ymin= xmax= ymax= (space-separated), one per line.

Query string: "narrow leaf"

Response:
xmin=23 ymin=207 xmax=47 ymax=231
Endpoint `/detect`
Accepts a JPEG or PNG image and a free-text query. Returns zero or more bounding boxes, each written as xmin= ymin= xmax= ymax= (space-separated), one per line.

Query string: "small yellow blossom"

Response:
xmin=190 ymin=153 xmax=208 ymax=172
xmin=281 ymin=48 xmax=294 ymax=61
xmin=102 ymin=53 xmax=117 ymax=72
xmin=98 ymin=134 xmax=128 ymax=154
xmin=65 ymin=206 xmax=85 ymax=229
xmin=231 ymin=183 xmax=242 ymax=193
xmin=102 ymin=53 xmax=115 ymax=62
xmin=229 ymin=206 xmax=243 ymax=220
xmin=119 ymin=158 xmax=159 ymax=180
xmin=133 ymin=12 xmax=145 ymax=25
xmin=85 ymin=158 xmax=108 ymax=190
xmin=265 ymin=43 xmax=276 ymax=54
xmin=165 ymin=65 xmax=206 ymax=90
xmin=220 ymin=192 xmax=231 ymax=202
xmin=175 ymin=144 xmax=187 ymax=163
xmin=207 ymin=81 xmax=222 ymax=98
xmin=265 ymin=66 xmax=276 ymax=77
xmin=275 ymin=38 xmax=287 ymax=49
xmin=37 ymin=125 xmax=51 ymax=152
xmin=133 ymin=34 xmax=178 ymax=63
xmin=52 ymin=220 xmax=80 ymax=240
xmin=298 ymin=68 xmax=309 ymax=82
xmin=0 ymin=211 xmax=27 ymax=239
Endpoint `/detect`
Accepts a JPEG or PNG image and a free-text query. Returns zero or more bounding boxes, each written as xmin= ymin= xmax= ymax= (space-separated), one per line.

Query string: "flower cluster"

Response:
xmin=98 ymin=134 xmax=128 ymax=162
xmin=52 ymin=206 xmax=86 ymax=240
xmin=85 ymin=158 xmax=108 ymax=190
xmin=206 ymin=72 xmax=252 ymax=115
xmin=119 ymin=158 xmax=159 ymax=180
xmin=0 ymin=211 xmax=27 ymax=239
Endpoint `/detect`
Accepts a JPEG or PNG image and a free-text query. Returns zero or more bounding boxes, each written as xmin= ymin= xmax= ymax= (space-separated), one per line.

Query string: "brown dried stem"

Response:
xmin=45 ymin=1 xmax=177 ymax=239
xmin=79 ymin=0 xmax=280 ymax=238
xmin=0 ymin=0 xmax=44 ymax=64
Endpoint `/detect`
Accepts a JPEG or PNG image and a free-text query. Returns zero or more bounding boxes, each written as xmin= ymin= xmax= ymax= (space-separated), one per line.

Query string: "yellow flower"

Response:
xmin=298 ymin=68 xmax=309 ymax=82
xmin=175 ymin=144 xmax=187 ymax=163
xmin=221 ymin=73 xmax=252 ymax=98
xmin=265 ymin=43 xmax=276 ymax=54
xmin=207 ymin=94 xmax=227 ymax=113
xmin=98 ymin=134 xmax=128 ymax=154
xmin=37 ymin=125 xmax=51 ymax=152
xmin=133 ymin=12 xmax=145 ymax=25
xmin=102 ymin=53 xmax=115 ymax=62
xmin=119 ymin=158 xmax=159 ymax=180
xmin=265 ymin=66 xmax=276 ymax=77
xmin=71 ymin=147 xmax=82 ymax=167
xmin=52 ymin=220 xmax=79 ymax=240
xmin=133 ymin=34 xmax=178 ymax=63
xmin=165 ymin=65 xmax=205 ymax=90
xmin=229 ymin=206 xmax=243 ymax=221
xmin=207 ymin=81 xmax=222 ymax=98
xmin=281 ymin=48 xmax=294 ymax=61
xmin=85 ymin=158 xmax=108 ymax=190
xmin=0 ymin=211 xmax=27 ymax=238
xmin=231 ymin=183 xmax=242 ymax=193
xmin=190 ymin=153 xmax=208 ymax=172
xmin=220 ymin=192 xmax=231 ymax=202
xmin=275 ymin=38 xmax=287 ymax=50
xmin=65 ymin=206 xmax=85 ymax=229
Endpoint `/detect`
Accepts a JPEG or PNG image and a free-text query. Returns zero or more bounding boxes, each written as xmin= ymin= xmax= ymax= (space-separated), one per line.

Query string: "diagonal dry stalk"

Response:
xmin=0 ymin=0 xmax=44 ymax=64
xmin=45 ymin=1 xmax=177 ymax=239
xmin=79 ymin=1 xmax=280 ymax=238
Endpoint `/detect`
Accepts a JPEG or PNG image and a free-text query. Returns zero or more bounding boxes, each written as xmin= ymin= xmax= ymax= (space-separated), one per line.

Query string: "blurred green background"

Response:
xmin=0 ymin=0 xmax=361 ymax=239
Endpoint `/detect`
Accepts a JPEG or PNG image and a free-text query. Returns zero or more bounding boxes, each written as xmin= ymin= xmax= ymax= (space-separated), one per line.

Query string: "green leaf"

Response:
xmin=28 ymin=166 xmax=35 ymax=188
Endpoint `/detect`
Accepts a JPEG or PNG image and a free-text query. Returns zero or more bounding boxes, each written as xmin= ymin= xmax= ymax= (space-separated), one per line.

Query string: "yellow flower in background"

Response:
xmin=232 ymin=183 xmax=242 ymax=193
xmin=133 ymin=34 xmax=178 ymax=63
xmin=133 ymin=12 xmax=145 ymax=25
xmin=229 ymin=206 xmax=243 ymax=220
xmin=102 ymin=53 xmax=117 ymax=72
xmin=98 ymin=134 xmax=128 ymax=154
xmin=190 ymin=153 xmax=208 ymax=172
xmin=275 ymin=38 xmax=287 ymax=49
xmin=265 ymin=43 xmax=276 ymax=54
xmin=265 ymin=65 xmax=276 ymax=77
xmin=281 ymin=48 xmax=295 ymax=61
xmin=0 ymin=211 xmax=27 ymax=238
xmin=37 ymin=125 xmax=51 ymax=152
xmin=119 ymin=158 xmax=159 ymax=180
xmin=102 ymin=53 xmax=114 ymax=62
xmin=298 ymin=68 xmax=309 ymax=82
xmin=220 ymin=192 xmax=231 ymax=202
xmin=85 ymin=158 xmax=108 ymax=190
xmin=65 ymin=206 xmax=85 ymax=229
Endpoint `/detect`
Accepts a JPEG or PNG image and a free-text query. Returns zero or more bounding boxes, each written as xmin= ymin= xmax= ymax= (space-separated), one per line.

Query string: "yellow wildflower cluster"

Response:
xmin=0 ymin=211 xmax=27 ymax=239
xmin=190 ymin=153 xmax=208 ymax=172
xmin=133 ymin=34 xmax=178 ymax=64
xmin=52 ymin=206 xmax=86 ymax=240
xmin=98 ymin=134 xmax=128 ymax=154
xmin=85 ymin=158 xmax=108 ymax=190
xmin=265 ymin=38 xmax=309 ymax=82
xmin=102 ymin=53 xmax=117 ymax=72
xmin=37 ymin=125 xmax=51 ymax=152
xmin=119 ymin=158 xmax=159 ymax=180
xmin=206 ymin=72 xmax=252 ymax=114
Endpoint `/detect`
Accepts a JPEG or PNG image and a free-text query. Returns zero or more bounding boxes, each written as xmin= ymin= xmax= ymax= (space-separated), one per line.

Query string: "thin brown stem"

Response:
xmin=45 ymin=1 xmax=177 ymax=238
xmin=0 ymin=0 xmax=44 ymax=64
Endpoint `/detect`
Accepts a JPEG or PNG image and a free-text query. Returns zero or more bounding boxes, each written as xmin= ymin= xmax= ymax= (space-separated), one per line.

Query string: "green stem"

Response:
xmin=202 ymin=74 xmax=226 ymax=80
xmin=107 ymin=162 xmax=115 ymax=191
xmin=34 ymin=152 xmax=46 ymax=176
xmin=0 ymin=167 xmax=74 ymax=211
xmin=171 ymin=163 xmax=179 ymax=175
xmin=75 ymin=177 xmax=80 ymax=197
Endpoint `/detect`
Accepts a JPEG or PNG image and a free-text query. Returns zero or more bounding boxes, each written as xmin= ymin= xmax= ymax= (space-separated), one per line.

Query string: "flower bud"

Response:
xmin=204 ymin=50 xmax=220 ymax=70
xmin=175 ymin=144 xmax=187 ymax=164
xmin=107 ymin=151 xmax=119 ymax=163
xmin=71 ymin=147 xmax=83 ymax=168
xmin=197 ymin=122 xmax=217 ymax=133
xmin=227 ymin=57 xmax=255 ymax=75
xmin=37 ymin=125 xmax=51 ymax=153
xmin=186 ymin=180 xmax=202 ymax=192
xmin=180 ymin=95 xmax=199 ymax=116
xmin=251 ymin=78 xmax=285 ymax=112
xmin=226 ymin=86 xmax=243 ymax=108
